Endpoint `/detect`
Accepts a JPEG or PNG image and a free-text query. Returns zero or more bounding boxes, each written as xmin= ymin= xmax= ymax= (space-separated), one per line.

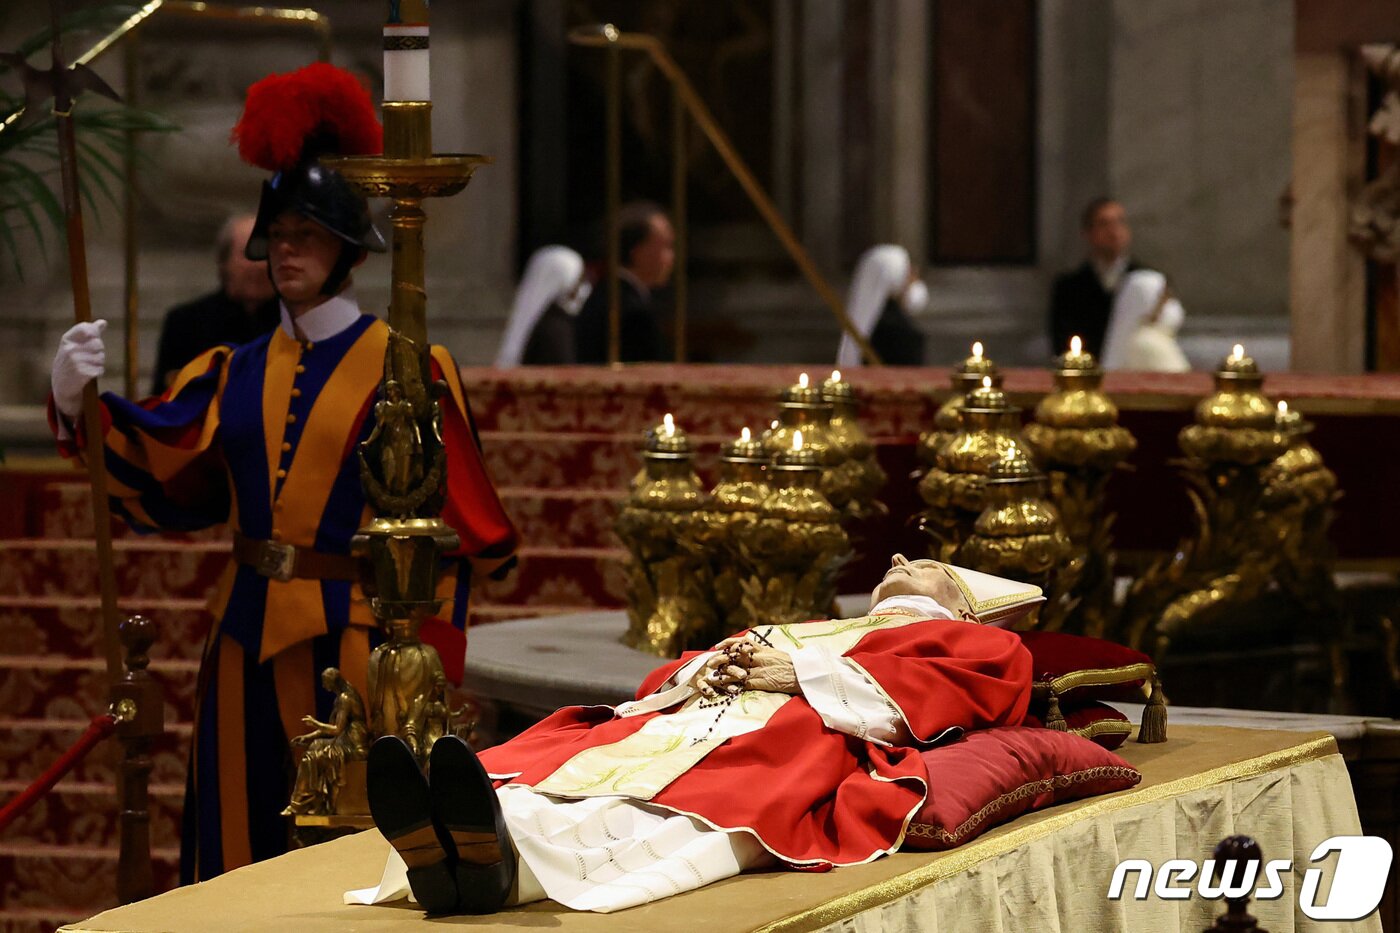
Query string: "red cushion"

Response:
xmin=1022 ymin=700 xmax=1134 ymax=750
xmin=905 ymin=726 xmax=1141 ymax=851
xmin=1018 ymin=630 xmax=1155 ymax=702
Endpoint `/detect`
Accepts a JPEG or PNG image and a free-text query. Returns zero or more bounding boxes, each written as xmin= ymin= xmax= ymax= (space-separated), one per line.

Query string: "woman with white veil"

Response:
xmin=836 ymin=245 xmax=929 ymax=368
xmin=495 ymin=246 xmax=592 ymax=367
xmin=1099 ymin=269 xmax=1189 ymax=372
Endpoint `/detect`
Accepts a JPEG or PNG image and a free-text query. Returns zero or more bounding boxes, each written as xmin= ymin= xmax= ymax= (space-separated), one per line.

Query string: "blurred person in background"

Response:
xmin=495 ymin=246 xmax=591 ymax=367
xmin=836 ymin=244 xmax=929 ymax=368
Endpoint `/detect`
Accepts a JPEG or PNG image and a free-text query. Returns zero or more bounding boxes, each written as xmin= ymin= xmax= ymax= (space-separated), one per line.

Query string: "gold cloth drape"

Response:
xmin=64 ymin=726 xmax=1373 ymax=933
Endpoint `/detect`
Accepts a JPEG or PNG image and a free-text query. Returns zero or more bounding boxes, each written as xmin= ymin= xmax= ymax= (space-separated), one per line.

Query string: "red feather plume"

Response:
xmin=232 ymin=62 xmax=382 ymax=173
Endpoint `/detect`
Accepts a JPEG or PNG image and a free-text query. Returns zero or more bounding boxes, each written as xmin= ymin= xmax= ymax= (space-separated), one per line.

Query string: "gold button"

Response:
xmin=276 ymin=468 xmax=287 ymax=479
xmin=281 ymin=442 xmax=291 ymax=452
xmin=274 ymin=502 xmax=284 ymax=512
xmin=305 ymin=342 xmax=314 ymax=350
xmin=286 ymin=414 xmax=297 ymax=424
xmin=271 ymin=528 xmax=281 ymax=539
xmin=295 ymin=365 xmax=306 ymax=374
xmin=291 ymin=388 xmax=302 ymax=398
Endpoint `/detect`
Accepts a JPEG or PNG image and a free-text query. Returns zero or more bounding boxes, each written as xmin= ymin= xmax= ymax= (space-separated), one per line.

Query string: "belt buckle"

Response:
xmin=257 ymin=541 xmax=297 ymax=582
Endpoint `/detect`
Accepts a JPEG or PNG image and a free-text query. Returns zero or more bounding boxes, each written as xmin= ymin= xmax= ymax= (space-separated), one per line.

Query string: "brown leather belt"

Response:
xmin=232 ymin=532 xmax=360 ymax=583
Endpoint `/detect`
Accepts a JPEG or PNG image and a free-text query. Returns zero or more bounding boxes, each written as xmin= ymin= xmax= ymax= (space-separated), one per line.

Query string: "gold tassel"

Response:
xmin=1045 ymin=693 xmax=1068 ymax=731
xmin=1137 ymin=673 xmax=1167 ymax=743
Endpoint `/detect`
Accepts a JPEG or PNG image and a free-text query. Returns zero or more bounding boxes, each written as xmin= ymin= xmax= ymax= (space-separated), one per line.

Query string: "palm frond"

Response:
xmin=0 ymin=6 xmax=179 ymax=279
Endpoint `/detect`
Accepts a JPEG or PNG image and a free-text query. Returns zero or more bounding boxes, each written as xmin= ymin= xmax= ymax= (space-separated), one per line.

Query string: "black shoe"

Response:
xmin=428 ymin=735 xmax=516 ymax=915
xmin=366 ymin=735 xmax=460 ymax=915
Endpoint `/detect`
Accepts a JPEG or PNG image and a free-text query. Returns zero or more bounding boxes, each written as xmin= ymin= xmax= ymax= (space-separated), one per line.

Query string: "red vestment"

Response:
xmin=478 ymin=615 xmax=1031 ymax=867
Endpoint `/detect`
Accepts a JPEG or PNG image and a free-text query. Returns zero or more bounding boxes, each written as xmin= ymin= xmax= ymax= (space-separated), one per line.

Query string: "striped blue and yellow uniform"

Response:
xmin=55 ymin=312 xmax=517 ymax=882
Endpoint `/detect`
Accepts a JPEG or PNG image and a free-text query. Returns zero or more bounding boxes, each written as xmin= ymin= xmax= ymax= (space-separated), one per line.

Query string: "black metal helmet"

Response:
xmin=244 ymin=161 xmax=386 ymax=261
xmin=233 ymin=63 xmax=387 ymax=270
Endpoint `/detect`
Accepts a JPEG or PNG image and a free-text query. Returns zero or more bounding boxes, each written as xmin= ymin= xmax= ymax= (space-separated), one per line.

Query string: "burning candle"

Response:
xmin=792 ymin=430 xmax=804 ymax=450
xmin=1070 ymin=335 xmax=1083 ymax=355
xmin=1277 ymin=400 xmax=1288 ymax=415
xmin=830 ymin=369 xmax=841 ymax=383
xmin=662 ymin=412 xmax=675 ymax=436
xmin=384 ymin=0 xmax=431 ymax=102
xmin=798 ymin=372 xmax=809 ymax=389
xmin=1230 ymin=344 xmax=1245 ymax=363
xmin=741 ymin=426 xmax=751 ymax=442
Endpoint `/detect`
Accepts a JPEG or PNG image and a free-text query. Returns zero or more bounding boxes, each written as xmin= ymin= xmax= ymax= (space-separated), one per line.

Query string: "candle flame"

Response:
xmin=771 ymin=419 xmax=780 ymax=431
xmin=798 ymin=372 xmax=809 ymax=389
xmin=831 ymin=369 xmax=841 ymax=383
xmin=792 ymin=430 xmax=804 ymax=450
xmin=982 ymin=376 xmax=992 ymax=389
xmin=662 ymin=413 xmax=675 ymax=436
xmin=972 ymin=341 xmax=984 ymax=360
xmin=1231 ymin=344 xmax=1244 ymax=361
xmin=1278 ymin=400 xmax=1289 ymax=414
xmin=1070 ymin=335 xmax=1082 ymax=355
xmin=740 ymin=426 xmax=751 ymax=442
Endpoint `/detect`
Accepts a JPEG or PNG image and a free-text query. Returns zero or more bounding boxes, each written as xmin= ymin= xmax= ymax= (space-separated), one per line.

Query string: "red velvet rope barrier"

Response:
xmin=0 ymin=713 xmax=117 ymax=835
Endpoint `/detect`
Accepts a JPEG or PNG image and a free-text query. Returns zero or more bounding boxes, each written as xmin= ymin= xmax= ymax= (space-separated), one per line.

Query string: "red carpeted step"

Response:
xmin=0 ymin=718 xmax=192 ymax=789
xmin=0 ymin=598 xmax=211 ymax=662
xmin=475 ymin=548 xmax=627 ymax=609
xmin=497 ymin=488 xmax=623 ymax=551
xmin=461 ymin=368 xmax=786 ymax=437
xmin=0 ymin=846 xmax=180 ymax=928
xmin=0 ymin=658 xmax=199 ymax=738
xmin=0 ymin=539 xmax=229 ymax=602
xmin=0 ymin=778 xmax=185 ymax=851
xmin=478 ymin=431 xmax=729 ymax=491
xmin=35 ymin=481 xmax=233 ymax=543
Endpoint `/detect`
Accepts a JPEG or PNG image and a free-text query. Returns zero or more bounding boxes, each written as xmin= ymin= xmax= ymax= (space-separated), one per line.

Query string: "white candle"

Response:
xmin=384 ymin=1 xmax=430 ymax=103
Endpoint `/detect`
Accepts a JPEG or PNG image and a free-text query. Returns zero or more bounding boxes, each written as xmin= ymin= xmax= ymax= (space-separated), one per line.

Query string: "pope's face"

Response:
xmin=869 ymin=553 xmax=969 ymax=613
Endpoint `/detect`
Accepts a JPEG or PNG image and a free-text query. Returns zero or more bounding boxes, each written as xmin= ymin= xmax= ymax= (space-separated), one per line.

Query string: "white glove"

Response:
xmin=52 ymin=319 xmax=107 ymax=419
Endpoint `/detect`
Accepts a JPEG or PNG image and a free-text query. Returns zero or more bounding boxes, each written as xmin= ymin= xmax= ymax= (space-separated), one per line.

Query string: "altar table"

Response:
xmin=62 ymin=725 xmax=1375 ymax=933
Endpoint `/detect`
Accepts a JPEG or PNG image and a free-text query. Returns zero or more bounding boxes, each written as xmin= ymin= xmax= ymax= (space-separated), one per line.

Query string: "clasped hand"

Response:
xmin=692 ymin=638 xmax=799 ymax=700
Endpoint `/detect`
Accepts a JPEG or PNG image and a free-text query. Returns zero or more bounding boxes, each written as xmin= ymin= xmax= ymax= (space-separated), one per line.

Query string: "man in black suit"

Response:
xmin=575 ymin=201 xmax=673 ymax=364
xmin=1048 ymin=198 xmax=1140 ymax=357
xmin=150 ymin=213 xmax=279 ymax=393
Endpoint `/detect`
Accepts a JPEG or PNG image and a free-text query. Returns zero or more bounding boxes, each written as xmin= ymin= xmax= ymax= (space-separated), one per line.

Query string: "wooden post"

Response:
xmin=110 ymin=615 xmax=164 ymax=905
xmin=1203 ymin=835 xmax=1268 ymax=933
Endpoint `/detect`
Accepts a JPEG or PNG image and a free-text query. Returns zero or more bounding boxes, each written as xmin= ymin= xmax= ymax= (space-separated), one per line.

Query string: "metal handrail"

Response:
xmin=1 ymin=1 xmax=330 ymax=396
xmin=569 ymin=23 xmax=881 ymax=366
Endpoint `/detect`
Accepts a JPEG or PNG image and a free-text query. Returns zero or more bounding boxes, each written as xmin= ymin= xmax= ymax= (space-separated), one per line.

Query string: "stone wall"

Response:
xmin=0 ymin=0 xmax=1297 ymax=413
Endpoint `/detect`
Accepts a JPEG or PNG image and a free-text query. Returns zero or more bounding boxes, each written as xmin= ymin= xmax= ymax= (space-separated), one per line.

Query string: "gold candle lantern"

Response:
xmin=763 ymin=373 xmax=856 ymax=513
xmin=1124 ymin=346 xmax=1314 ymax=665
xmin=705 ymin=427 xmax=772 ymax=633
xmin=737 ymin=431 xmax=852 ymax=626
xmin=917 ymin=375 xmax=1028 ymax=561
xmin=917 ymin=342 xmax=1002 ymax=470
xmin=617 ymin=414 xmax=718 ymax=656
xmin=1178 ymin=345 xmax=1288 ymax=465
xmin=1023 ymin=336 xmax=1137 ymax=637
xmin=960 ymin=448 xmax=1076 ymax=629
xmin=821 ymin=370 xmax=888 ymax=520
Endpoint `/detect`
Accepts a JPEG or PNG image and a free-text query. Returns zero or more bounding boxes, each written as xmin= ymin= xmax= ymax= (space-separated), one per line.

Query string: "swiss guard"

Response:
xmin=46 ymin=63 xmax=518 ymax=883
